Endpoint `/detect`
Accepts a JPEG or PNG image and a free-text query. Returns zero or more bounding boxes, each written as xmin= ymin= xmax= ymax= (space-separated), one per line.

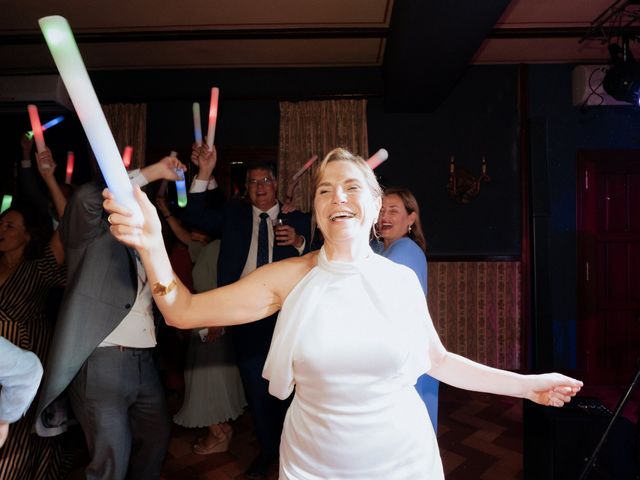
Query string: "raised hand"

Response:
xmin=195 ymin=145 xmax=217 ymax=180
xmin=103 ymin=185 xmax=163 ymax=254
xmin=142 ymin=155 xmax=187 ymax=183
xmin=35 ymin=147 xmax=56 ymax=178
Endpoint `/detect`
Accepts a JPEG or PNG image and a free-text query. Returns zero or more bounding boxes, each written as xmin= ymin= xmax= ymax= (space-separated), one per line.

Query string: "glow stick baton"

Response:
xmin=366 ymin=148 xmax=389 ymax=170
xmin=291 ymin=154 xmax=318 ymax=182
xmin=122 ymin=145 xmax=133 ymax=168
xmin=170 ymin=151 xmax=187 ymax=208
xmin=206 ymin=87 xmax=219 ymax=149
xmin=192 ymin=102 xmax=202 ymax=145
xmin=65 ymin=151 xmax=74 ymax=184
xmin=27 ymin=105 xmax=46 ymax=153
xmin=39 ymin=15 xmax=142 ymax=223
xmin=26 ymin=115 xmax=65 ymax=139
xmin=1 ymin=195 xmax=12 ymax=214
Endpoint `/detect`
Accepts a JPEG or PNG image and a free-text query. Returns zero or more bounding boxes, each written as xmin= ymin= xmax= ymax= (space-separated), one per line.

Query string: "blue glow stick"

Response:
xmin=26 ymin=115 xmax=65 ymax=140
xmin=170 ymin=151 xmax=187 ymax=208
xmin=1 ymin=195 xmax=13 ymax=214
xmin=192 ymin=103 xmax=202 ymax=145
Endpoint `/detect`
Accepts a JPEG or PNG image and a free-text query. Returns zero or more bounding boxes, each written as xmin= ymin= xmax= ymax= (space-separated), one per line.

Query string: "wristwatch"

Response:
xmin=152 ymin=278 xmax=177 ymax=296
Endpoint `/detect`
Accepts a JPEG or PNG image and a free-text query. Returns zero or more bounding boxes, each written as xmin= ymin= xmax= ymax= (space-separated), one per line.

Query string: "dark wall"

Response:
xmin=528 ymin=64 xmax=640 ymax=369
xmin=369 ymin=65 xmax=520 ymax=258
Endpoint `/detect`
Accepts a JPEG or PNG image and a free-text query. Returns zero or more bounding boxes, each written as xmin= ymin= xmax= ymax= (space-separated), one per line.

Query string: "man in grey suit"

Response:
xmin=35 ymin=157 xmax=184 ymax=480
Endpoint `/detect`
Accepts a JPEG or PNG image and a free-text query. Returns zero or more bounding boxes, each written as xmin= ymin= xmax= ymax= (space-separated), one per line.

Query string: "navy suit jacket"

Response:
xmin=180 ymin=191 xmax=313 ymax=359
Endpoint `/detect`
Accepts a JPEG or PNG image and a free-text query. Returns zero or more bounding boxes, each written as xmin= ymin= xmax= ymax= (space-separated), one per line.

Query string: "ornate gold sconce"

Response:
xmin=447 ymin=155 xmax=491 ymax=204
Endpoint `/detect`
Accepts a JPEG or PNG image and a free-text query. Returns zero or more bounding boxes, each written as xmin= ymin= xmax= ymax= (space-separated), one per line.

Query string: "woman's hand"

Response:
xmin=35 ymin=148 xmax=56 ymax=179
xmin=523 ymin=373 xmax=583 ymax=407
xmin=103 ymin=185 xmax=163 ymax=254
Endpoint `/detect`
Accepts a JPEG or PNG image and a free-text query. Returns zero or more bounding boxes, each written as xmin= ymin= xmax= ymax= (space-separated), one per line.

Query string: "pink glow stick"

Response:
xmin=65 ymin=151 xmax=74 ymax=184
xmin=206 ymin=87 xmax=219 ymax=149
xmin=366 ymin=148 xmax=389 ymax=170
xmin=27 ymin=105 xmax=46 ymax=153
xmin=122 ymin=145 xmax=133 ymax=168
xmin=193 ymin=102 xmax=202 ymax=145
xmin=291 ymin=154 xmax=318 ymax=182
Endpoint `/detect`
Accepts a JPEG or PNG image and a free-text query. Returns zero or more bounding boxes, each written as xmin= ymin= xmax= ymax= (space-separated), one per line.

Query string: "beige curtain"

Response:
xmin=278 ymin=99 xmax=368 ymax=212
xmin=102 ymin=103 xmax=147 ymax=170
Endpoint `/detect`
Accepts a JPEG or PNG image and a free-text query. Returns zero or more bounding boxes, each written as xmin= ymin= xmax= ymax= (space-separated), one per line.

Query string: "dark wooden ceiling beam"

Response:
xmin=382 ymin=0 xmax=511 ymax=112
xmin=0 ymin=26 xmax=389 ymax=46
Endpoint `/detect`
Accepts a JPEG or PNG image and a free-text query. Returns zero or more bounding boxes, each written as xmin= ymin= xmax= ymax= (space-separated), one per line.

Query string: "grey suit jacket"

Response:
xmin=35 ymin=182 xmax=138 ymax=437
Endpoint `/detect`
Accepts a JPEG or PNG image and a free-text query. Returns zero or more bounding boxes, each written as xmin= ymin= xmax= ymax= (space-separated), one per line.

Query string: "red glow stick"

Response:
xmin=291 ymin=154 xmax=318 ymax=182
xmin=206 ymin=87 xmax=219 ymax=149
xmin=65 ymin=151 xmax=74 ymax=184
xmin=366 ymin=149 xmax=388 ymax=170
xmin=27 ymin=104 xmax=46 ymax=153
xmin=122 ymin=145 xmax=133 ymax=168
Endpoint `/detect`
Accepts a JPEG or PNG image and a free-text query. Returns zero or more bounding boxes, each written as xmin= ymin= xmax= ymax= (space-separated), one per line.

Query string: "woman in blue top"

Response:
xmin=372 ymin=187 xmax=439 ymax=431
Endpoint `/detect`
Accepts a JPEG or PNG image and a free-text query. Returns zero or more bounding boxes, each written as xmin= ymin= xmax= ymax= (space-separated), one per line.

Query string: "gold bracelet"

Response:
xmin=152 ymin=279 xmax=177 ymax=296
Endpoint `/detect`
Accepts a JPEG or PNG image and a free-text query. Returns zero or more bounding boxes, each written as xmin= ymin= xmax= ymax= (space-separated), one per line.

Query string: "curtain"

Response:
xmin=102 ymin=103 xmax=147 ymax=170
xmin=278 ymin=99 xmax=368 ymax=212
xmin=427 ymin=261 xmax=522 ymax=370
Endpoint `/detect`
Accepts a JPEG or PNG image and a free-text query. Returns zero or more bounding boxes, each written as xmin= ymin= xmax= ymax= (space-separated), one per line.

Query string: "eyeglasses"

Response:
xmin=247 ymin=177 xmax=275 ymax=187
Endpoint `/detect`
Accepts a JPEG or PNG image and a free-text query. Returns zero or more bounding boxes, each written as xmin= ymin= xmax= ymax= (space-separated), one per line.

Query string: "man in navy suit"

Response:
xmin=180 ymin=146 xmax=312 ymax=479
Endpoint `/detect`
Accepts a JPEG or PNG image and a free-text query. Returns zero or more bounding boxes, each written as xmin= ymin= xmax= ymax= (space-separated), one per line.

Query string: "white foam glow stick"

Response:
xmin=170 ymin=151 xmax=187 ymax=208
xmin=27 ymin=105 xmax=46 ymax=153
xmin=38 ymin=15 xmax=142 ymax=223
xmin=366 ymin=148 xmax=389 ymax=170
xmin=193 ymin=102 xmax=202 ymax=145
xmin=65 ymin=151 xmax=74 ymax=184
xmin=122 ymin=145 xmax=133 ymax=168
xmin=291 ymin=154 xmax=318 ymax=182
xmin=206 ymin=87 xmax=219 ymax=149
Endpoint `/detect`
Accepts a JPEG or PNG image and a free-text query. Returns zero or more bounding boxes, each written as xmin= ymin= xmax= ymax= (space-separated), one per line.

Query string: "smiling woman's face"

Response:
xmin=0 ymin=210 xmax=30 ymax=254
xmin=377 ymin=193 xmax=416 ymax=246
xmin=314 ymin=160 xmax=379 ymax=245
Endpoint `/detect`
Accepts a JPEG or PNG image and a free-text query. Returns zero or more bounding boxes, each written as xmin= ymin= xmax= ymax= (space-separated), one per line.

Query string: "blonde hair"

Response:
xmin=313 ymin=148 xmax=383 ymax=202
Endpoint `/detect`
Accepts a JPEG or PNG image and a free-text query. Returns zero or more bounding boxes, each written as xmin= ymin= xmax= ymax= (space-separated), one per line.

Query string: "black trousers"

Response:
xmin=69 ymin=347 xmax=170 ymax=480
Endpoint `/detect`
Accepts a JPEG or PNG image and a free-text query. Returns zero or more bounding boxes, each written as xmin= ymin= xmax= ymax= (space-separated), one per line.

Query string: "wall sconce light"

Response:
xmin=447 ymin=155 xmax=491 ymax=204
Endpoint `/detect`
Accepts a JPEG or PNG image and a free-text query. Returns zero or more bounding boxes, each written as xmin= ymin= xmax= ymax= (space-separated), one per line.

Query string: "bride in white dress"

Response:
xmin=104 ymin=147 xmax=582 ymax=479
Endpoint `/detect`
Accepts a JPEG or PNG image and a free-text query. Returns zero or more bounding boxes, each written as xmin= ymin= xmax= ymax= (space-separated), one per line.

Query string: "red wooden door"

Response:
xmin=577 ymin=151 xmax=640 ymax=385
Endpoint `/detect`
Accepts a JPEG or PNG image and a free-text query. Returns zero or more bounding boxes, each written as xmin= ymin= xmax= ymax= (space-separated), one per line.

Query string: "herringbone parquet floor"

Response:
xmin=158 ymin=384 xmax=524 ymax=480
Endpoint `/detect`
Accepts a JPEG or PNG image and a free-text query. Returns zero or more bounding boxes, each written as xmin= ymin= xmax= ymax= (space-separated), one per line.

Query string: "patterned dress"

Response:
xmin=0 ymin=245 xmax=67 ymax=480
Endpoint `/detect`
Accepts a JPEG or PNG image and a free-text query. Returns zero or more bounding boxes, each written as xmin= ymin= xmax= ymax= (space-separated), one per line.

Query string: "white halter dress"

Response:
xmin=263 ymin=247 xmax=447 ymax=479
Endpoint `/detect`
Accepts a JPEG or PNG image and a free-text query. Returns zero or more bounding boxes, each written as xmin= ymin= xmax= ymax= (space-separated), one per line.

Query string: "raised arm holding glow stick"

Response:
xmin=170 ymin=151 xmax=187 ymax=208
xmin=26 ymin=115 xmax=65 ymax=140
xmin=27 ymin=105 xmax=46 ymax=153
xmin=366 ymin=148 xmax=389 ymax=170
xmin=65 ymin=151 xmax=74 ymax=184
xmin=38 ymin=15 xmax=142 ymax=223
xmin=206 ymin=87 xmax=219 ymax=150
xmin=122 ymin=145 xmax=133 ymax=168
xmin=192 ymin=103 xmax=203 ymax=145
